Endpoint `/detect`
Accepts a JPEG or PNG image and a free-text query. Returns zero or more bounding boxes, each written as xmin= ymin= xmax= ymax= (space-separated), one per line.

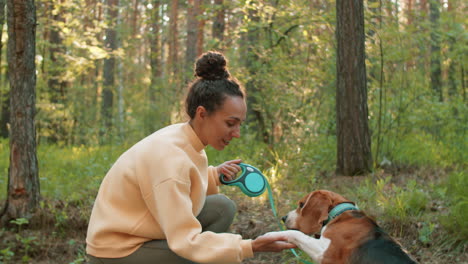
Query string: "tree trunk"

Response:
xmin=149 ymin=0 xmax=161 ymax=101
xmin=420 ymin=0 xmax=428 ymax=15
xmin=374 ymin=0 xmax=385 ymax=169
xmin=1 ymin=0 xmax=40 ymax=224
xmin=131 ymin=0 xmax=138 ymax=38
xmin=0 ymin=92 xmax=8 ymax=138
xmin=0 ymin=0 xmax=8 ymax=138
xmin=244 ymin=2 xmax=269 ymax=145
xmin=46 ymin=0 xmax=69 ymax=143
xmin=168 ymin=0 xmax=179 ymax=77
xmin=93 ymin=0 xmax=103 ymax=122
xmin=0 ymin=0 xmax=4 ymax=77
xmin=186 ymin=0 xmax=204 ymax=75
xmin=406 ymin=0 xmax=413 ymax=25
xmin=429 ymin=0 xmax=442 ymax=101
xmin=186 ymin=0 xmax=197 ymax=76
xmin=100 ymin=0 xmax=119 ymax=142
xmin=212 ymin=0 xmax=224 ymax=44
xmin=446 ymin=1 xmax=457 ymax=99
xmin=405 ymin=0 xmax=416 ymax=70
xmin=462 ymin=66 xmax=466 ymax=103
xmin=116 ymin=3 xmax=124 ymax=139
xmin=335 ymin=0 xmax=372 ymax=176
xmin=196 ymin=0 xmax=205 ymax=57
xmin=48 ymin=0 xmax=67 ymax=104
xmin=148 ymin=0 xmax=163 ymax=133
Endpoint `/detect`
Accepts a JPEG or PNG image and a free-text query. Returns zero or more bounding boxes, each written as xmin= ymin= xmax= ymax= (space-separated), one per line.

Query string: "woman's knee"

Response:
xmin=197 ymin=194 xmax=236 ymax=232
xmin=206 ymin=194 xmax=237 ymax=218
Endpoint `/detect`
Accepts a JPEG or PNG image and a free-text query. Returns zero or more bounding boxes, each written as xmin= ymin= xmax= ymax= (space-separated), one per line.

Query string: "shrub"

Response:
xmin=440 ymin=171 xmax=468 ymax=240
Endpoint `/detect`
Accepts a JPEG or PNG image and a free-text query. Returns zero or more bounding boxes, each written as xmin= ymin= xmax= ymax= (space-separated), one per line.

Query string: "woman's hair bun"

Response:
xmin=195 ymin=51 xmax=230 ymax=80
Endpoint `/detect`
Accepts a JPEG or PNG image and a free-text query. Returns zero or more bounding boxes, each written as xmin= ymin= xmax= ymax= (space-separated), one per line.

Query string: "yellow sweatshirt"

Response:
xmin=86 ymin=122 xmax=253 ymax=263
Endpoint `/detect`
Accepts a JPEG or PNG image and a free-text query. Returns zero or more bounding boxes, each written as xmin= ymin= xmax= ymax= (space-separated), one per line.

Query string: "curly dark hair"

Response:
xmin=185 ymin=51 xmax=245 ymax=119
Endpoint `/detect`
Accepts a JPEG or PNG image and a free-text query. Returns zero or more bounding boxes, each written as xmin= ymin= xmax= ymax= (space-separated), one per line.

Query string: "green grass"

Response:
xmin=0 ymin=139 xmax=129 ymax=201
xmin=440 ymin=170 xmax=468 ymax=240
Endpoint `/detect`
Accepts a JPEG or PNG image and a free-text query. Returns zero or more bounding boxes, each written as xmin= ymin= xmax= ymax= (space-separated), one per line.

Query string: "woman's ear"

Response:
xmin=195 ymin=106 xmax=207 ymax=120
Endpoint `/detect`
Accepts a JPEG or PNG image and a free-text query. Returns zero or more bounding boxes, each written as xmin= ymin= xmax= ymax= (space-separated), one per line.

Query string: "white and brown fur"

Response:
xmin=267 ymin=190 xmax=418 ymax=264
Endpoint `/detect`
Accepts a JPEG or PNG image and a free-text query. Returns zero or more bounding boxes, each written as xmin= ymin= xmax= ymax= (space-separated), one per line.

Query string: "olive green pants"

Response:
xmin=87 ymin=194 xmax=237 ymax=264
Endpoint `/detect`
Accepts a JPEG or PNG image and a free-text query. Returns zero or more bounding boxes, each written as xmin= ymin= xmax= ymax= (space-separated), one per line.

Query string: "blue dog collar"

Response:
xmin=324 ymin=202 xmax=359 ymax=226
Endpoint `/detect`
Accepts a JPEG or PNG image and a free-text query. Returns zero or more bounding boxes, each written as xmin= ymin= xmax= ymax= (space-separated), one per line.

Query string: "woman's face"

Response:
xmin=198 ymin=96 xmax=247 ymax=151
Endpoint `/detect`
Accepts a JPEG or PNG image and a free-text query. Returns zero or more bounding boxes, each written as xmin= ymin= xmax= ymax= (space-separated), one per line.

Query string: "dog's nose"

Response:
xmin=281 ymin=215 xmax=287 ymax=223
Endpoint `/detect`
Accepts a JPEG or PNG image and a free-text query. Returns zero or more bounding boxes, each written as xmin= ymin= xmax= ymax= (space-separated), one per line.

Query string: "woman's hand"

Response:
xmin=252 ymin=232 xmax=297 ymax=252
xmin=216 ymin=159 xmax=242 ymax=181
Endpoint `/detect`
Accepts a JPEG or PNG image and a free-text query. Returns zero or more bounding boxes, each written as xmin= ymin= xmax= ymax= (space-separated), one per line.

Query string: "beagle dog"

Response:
xmin=272 ymin=190 xmax=417 ymax=264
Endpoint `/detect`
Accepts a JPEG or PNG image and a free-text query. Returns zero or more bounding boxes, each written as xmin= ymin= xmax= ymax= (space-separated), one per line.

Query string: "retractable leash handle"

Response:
xmin=219 ymin=163 xmax=267 ymax=197
xmin=220 ymin=163 xmax=315 ymax=264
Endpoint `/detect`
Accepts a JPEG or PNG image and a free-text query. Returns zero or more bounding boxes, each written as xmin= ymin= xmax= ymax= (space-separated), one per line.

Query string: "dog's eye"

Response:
xmin=299 ymin=202 xmax=305 ymax=208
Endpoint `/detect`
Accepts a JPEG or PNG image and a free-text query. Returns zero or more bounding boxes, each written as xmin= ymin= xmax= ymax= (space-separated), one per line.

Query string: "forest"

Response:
xmin=0 ymin=0 xmax=466 ymax=263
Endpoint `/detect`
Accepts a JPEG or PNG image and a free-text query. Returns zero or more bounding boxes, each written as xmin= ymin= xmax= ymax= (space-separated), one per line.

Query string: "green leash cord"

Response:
xmin=221 ymin=163 xmax=315 ymax=264
xmin=264 ymin=178 xmax=315 ymax=264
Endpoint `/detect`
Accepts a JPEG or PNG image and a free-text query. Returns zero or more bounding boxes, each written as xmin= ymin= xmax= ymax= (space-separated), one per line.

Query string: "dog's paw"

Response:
xmin=263 ymin=230 xmax=306 ymax=244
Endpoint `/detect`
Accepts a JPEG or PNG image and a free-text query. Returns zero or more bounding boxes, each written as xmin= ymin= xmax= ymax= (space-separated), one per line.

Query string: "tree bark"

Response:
xmin=244 ymin=2 xmax=269 ymax=145
xmin=446 ymin=0 xmax=457 ymax=99
xmin=100 ymin=0 xmax=119 ymax=142
xmin=147 ymin=0 xmax=165 ymax=133
xmin=406 ymin=0 xmax=413 ymax=25
xmin=0 ymin=0 xmax=8 ymax=138
xmin=0 ymin=92 xmax=8 ymax=138
xmin=185 ymin=0 xmax=204 ymax=74
xmin=429 ymin=0 xmax=442 ymax=101
xmin=335 ymin=0 xmax=372 ymax=176
xmin=186 ymin=0 xmax=197 ymax=76
xmin=196 ymin=0 xmax=205 ymax=57
xmin=420 ymin=0 xmax=428 ymax=15
xmin=1 ymin=0 xmax=40 ymax=224
xmin=149 ymin=0 xmax=162 ymax=88
xmin=168 ymin=0 xmax=179 ymax=77
xmin=116 ymin=2 xmax=124 ymax=139
xmin=94 ymin=0 xmax=103 ymax=117
xmin=212 ymin=0 xmax=224 ymax=44
xmin=131 ymin=0 xmax=138 ymax=38
xmin=0 ymin=0 xmax=4 ymax=75
xmin=48 ymin=0 xmax=67 ymax=104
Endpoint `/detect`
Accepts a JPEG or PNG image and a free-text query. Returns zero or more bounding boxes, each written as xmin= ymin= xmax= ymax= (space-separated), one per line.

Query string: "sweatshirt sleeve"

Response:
xmin=146 ymin=179 xmax=253 ymax=264
xmin=206 ymin=166 xmax=220 ymax=195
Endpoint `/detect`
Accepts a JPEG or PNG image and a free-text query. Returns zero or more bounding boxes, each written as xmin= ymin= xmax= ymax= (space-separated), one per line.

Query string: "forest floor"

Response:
xmin=1 ymin=168 xmax=467 ymax=264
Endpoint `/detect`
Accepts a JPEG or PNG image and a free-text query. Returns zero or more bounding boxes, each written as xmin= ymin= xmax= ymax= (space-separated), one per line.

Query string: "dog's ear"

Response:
xmin=297 ymin=191 xmax=332 ymax=235
xmin=322 ymin=190 xmax=354 ymax=207
xmin=297 ymin=192 xmax=313 ymax=210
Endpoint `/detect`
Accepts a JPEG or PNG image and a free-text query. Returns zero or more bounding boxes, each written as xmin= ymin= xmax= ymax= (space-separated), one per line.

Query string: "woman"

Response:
xmin=86 ymin=51 xmax=296 ymax=264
